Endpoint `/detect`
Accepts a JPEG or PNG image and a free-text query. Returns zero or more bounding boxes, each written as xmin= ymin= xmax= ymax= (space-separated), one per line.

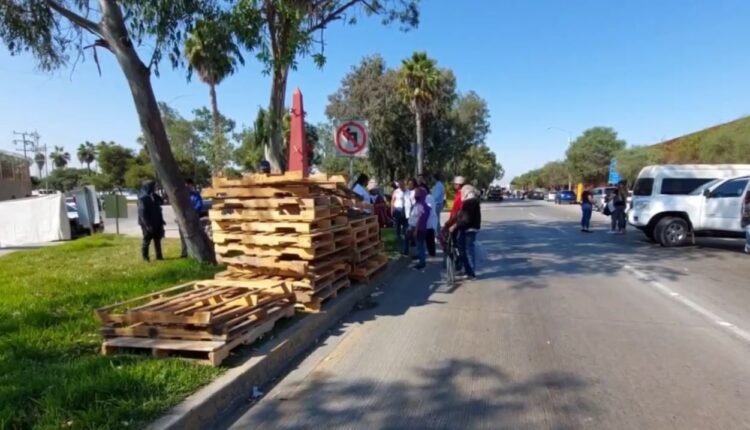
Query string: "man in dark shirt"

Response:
xmin=137 ymin=180 xmax=165 ymax=261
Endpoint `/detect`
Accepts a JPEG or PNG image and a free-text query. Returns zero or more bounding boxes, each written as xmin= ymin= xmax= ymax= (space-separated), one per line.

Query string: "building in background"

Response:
xmin=0 ymin=150 xmax=32 ymax=201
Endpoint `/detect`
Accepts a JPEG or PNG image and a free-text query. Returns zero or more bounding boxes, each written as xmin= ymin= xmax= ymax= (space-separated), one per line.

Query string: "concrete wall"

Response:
xmin=0 ymin=179 xmax=32 ymax=201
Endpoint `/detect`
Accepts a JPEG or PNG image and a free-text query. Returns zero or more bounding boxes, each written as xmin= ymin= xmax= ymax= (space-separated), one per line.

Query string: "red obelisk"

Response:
xmin=287 ymin=88 xmax=309 ymax=176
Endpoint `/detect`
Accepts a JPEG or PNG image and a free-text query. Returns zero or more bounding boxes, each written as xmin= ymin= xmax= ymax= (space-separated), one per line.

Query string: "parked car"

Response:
xmin=629 ymin=174 xmax=750 ymax=246
xmin=591 ymin=186 xmax=617 ymax=211
xmin=546 ymin=191 xmax=557 ymax=202
xmin=555 ymin=190 xmax=577 ymax=204
xmin=486 ymin=187 xmax=504 ymax=201
xmin=526 ymin=191 xmax=545 ymax=200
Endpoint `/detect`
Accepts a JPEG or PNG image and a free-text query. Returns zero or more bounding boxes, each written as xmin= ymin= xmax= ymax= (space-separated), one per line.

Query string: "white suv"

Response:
xmin=630 ymin=176 xmax=750 ymax=246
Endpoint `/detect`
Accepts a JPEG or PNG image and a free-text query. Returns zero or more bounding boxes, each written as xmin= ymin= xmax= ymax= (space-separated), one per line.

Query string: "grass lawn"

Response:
xmin=0 ymin=235 xmax=223 ymax=429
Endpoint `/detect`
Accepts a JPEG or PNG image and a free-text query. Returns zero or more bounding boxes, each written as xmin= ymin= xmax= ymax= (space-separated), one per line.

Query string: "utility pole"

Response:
xmin=12 ymin=131 xmax=34 ymax=160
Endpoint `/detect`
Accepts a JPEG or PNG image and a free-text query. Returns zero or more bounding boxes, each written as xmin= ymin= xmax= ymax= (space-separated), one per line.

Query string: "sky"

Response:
xmin=2 ymin=0 xmax=750 ymax=183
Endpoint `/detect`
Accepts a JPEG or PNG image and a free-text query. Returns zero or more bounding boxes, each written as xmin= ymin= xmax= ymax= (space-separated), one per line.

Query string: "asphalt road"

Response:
xmin=222 ymin=199 xmax=750 ymax=430
xmin=103 ymin=204 xmax=180 ymax=238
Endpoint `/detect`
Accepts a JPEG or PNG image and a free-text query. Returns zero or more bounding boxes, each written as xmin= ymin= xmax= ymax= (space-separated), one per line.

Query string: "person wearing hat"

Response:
xmin=443 ymin=176 xmax=466 ymax=233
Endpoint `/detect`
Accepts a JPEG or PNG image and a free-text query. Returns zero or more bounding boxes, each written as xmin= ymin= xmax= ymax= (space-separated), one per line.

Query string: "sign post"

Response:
xmin=103 ymin=192 xmax=128 ymax=235
xmin=334 ymin=120 xmax=369 ymax=181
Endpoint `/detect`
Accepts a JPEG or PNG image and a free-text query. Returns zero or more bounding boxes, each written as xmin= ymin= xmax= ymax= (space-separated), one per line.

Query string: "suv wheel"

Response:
xmin=656 ymin=217 xmax=689 ymax=247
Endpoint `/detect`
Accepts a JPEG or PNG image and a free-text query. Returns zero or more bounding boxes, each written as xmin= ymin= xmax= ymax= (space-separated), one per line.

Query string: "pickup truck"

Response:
xmin=629 ymin=175 xmax=750 ymax=247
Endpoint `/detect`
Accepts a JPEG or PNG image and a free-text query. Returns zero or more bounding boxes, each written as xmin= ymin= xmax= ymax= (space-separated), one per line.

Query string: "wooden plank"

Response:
xmin=212 ymin=196 xmax=331 ymax=209
xmin=350 ymin=255 xmax=389 ymax=282
xmin=297 ymin=277 xmax=351 ymax=312
xmin=240 ymin=215 xmax=348 ymax=234
xmin=215 ymin=240 xmax=339 ymax=261
xmin=95 ymin=282 xmax=201 ymax=324
xmin=209 ymin=206 xmax=334 ymax=222
xmin=204 ymin=185 xmax=314 ymax=199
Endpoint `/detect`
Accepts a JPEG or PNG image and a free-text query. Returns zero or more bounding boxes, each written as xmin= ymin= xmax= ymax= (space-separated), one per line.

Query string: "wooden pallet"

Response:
xmin=217 ymin=252 xmax=352 ymax=277
xmin=95 ymin=280 xmax=292 ymax=326
xmin=352 ymin=241 xmax=384 ymax=263
xmin=240 ymin=215 xmax=349 ymax=234
xmin=296 ymin=276 xmax=352 ymax=312
xmin=211 ymin=196 xmax=334 ymax=209
xmin=349 ymin=215 xmax=378 ymax=230
xmin=215 ymin=262 xmax=350 ymax=292
xmin=350 ymin=255 xmax=389 ymax=282
xmin=101 ymin=303 xmax=295 ymax=366
xmin=209 ymin=205 xmax=336 ymax=222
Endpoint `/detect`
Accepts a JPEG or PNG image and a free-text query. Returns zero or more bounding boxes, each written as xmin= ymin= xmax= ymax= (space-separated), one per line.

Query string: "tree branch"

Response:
xmin=46 ymin=0 xmax=101 ymax=36
xmin=306 ymin=0 xmax=363 ymax=35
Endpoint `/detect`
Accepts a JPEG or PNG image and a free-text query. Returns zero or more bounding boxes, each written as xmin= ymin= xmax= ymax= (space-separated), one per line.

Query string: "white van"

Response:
xmin=629 ymin=164 xmax=750 ymax=246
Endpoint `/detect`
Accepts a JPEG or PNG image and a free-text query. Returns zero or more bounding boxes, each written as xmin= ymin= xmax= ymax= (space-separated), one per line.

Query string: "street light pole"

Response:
xmin=547 ymin=127 xmax=573 ymax=190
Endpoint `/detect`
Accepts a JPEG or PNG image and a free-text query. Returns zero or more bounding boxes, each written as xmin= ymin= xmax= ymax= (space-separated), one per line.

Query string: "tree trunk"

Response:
xmin=415 ymin=111 xmax=424 ymax=176
xmin=99 ymin=0 xmax=215 ymax=263
xmin=267 ymin=63 xmax=289 ymax=172
xmin=209 ymin=81 xmax=221 ymax=175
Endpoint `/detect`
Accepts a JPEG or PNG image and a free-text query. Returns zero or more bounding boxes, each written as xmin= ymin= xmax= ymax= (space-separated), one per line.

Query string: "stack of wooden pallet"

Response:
xmin=96 ymin=280 xmax=295 ymax=366
xmin=205 ymin=173 xmax=356 ymax=311
xmin=349 ymin=215 xmax=389 ymax=282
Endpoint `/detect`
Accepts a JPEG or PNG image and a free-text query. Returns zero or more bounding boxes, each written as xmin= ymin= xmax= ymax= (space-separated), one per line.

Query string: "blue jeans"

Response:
xmin=457 ymin=230 xmax=477 ymax=277
xmin=415 ymin=230 xmax=427 ymax=267
xmin=581 ymin=203 xmax=592 ymax=229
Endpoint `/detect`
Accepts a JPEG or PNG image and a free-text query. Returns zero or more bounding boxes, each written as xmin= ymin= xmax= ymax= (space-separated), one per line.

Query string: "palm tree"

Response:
xmin=77 ymin=141 xmax=97 ymax=172
xmin=184 ymin=17 xmax=243 ymax=174
xmin=398 ymin=52 xmax=441 ymax=175
xmin=50 ymin=146 xmax=71 ymax=169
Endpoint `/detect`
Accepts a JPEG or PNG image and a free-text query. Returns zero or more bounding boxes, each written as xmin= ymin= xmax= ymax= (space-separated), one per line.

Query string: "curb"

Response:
xmin=148 ymin=256 xmax=410 ymax=430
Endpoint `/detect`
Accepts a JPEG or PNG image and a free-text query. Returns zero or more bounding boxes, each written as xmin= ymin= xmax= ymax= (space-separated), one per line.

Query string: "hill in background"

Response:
xmin=616 ymin=116 xmax=750 ymax=181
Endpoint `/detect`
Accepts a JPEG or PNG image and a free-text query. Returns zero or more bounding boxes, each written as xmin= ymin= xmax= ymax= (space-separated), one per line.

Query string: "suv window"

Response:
xmin=633 ymin=178 xmax=654 ymax=196
xmin=710 ymin=178 xmax=749 ymax=198
xmin=661 ymin=178 xmax=714 ymax=195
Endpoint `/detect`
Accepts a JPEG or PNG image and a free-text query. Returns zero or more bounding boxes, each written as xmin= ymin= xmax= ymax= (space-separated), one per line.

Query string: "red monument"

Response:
xmin=287 ymin=88 xmax=309 ymax=176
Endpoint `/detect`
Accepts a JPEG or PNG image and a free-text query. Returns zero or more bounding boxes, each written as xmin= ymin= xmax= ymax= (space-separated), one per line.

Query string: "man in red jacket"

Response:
xmin=443 ymin=176 xmax=466 ymax=232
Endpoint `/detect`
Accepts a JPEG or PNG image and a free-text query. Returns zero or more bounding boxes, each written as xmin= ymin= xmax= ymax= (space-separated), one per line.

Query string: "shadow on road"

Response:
xmin=229 ymin=358 xmax=593 ymax=430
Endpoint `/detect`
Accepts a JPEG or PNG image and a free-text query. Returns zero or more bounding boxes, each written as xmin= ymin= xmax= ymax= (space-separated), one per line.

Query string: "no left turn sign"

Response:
xmin=334 ymin=120 xmax=368 ymax=157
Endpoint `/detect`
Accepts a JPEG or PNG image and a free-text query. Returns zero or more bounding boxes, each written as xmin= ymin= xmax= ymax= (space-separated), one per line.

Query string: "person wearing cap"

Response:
xmin=443 ymin=176 xmax=466 ymax=232
xmin=137 ymin=180 xmax=165 ymax=261
xmin=451 ymin=184 xmax=481 ymax=279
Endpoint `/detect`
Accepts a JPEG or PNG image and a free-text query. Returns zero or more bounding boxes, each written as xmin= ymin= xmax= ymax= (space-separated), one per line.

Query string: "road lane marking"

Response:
xmin=623 ymin=264 xmax=750 ymax=345
xmin=529 ymin=212 xmax=538 ymax=218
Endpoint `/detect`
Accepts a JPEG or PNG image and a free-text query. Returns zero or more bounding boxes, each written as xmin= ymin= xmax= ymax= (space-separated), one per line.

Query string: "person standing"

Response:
xmin=409 ymin=187 xmax=431 ymax=270
xmin=138 ymin=180 xmax=165 ymax=262
xmin=391 ymin=181 xmax=406 ymax=238
xmin=580 ymin=189 xmax=593 ymax=233
xmin=179 ymin=178 xmax=204 ymax=258
xmin=613 ymin=180 xmax=628 ymax=234
xmin=432 ymin=173 xmax=446 ymax=225
xmin=369 ymin=181 xmax=390 ymax=228
xmin=421 ymin=183 xmax=438 ymax=257
xmin=452 ymin=184 xmax=481 ymax=279
xmin=352 ymin=173 xmax=371 ymax=203
xmin=401 ymin=178 xmax=418 ymax=256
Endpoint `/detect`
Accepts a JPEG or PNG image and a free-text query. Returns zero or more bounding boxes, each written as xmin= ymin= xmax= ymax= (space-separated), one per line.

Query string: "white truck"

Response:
xmin=629 ymin=165 xmax=750 ymax=247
